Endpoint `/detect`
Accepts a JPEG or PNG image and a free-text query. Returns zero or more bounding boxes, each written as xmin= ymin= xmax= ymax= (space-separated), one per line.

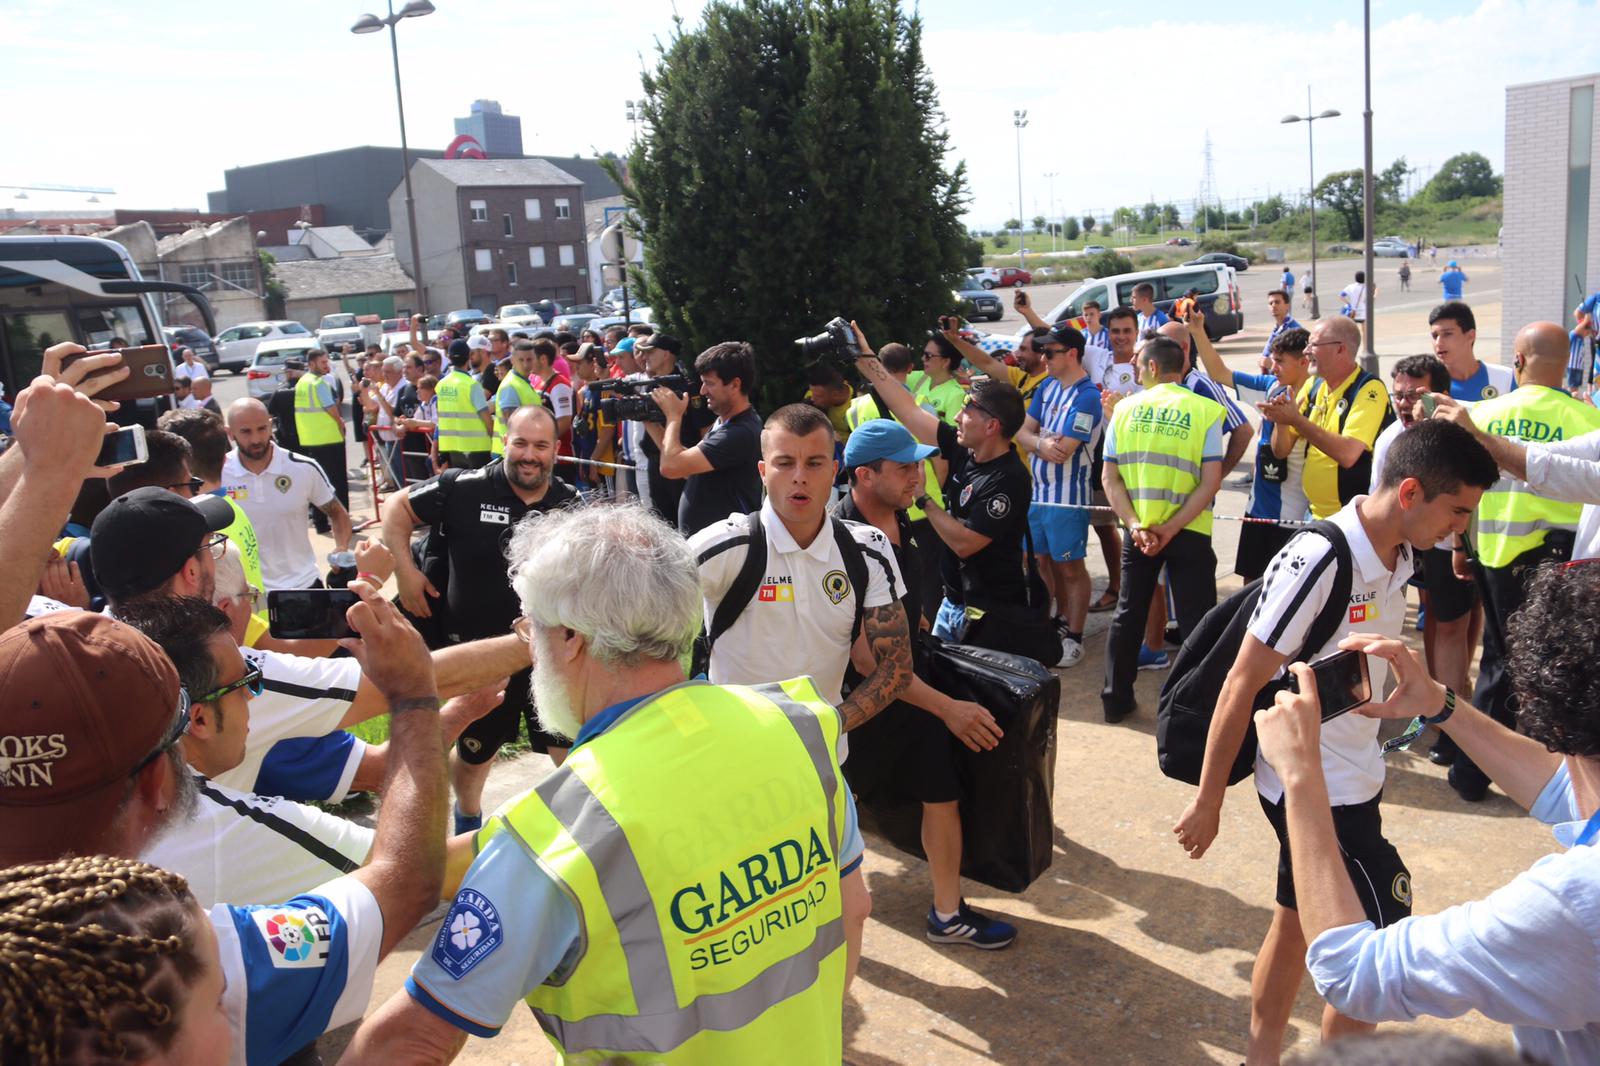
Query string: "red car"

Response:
xmin=994 ymin=267 xmax=1032 ymax=287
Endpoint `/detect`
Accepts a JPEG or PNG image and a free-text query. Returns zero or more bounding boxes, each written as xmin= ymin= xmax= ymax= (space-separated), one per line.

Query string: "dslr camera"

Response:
xmin=794 ymin=317 xmax=863 ymax=363
xmin=594 ymin=374 xmax=703 ymax=423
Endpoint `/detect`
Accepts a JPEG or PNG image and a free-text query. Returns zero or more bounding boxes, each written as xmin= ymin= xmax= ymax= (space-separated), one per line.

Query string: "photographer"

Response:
xmin=618 ymin=332 xmax=701 ymax=522
xmin=648 ymin=340 xmax=763 ymax=535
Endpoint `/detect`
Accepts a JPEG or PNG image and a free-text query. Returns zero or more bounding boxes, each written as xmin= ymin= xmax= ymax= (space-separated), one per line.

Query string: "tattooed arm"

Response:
xmin=838 ymin=601 xmax=912 ymax=730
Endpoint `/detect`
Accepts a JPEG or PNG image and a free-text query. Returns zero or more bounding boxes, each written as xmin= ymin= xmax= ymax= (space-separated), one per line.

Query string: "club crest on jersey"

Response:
xmin=960 ymin=484 xmax=975 ymax=508
xmin=987 ymin=495 xmax=1010 ymax=519
xmin=274 ymin=475 xmax=293 ymax=494
xmin=252 ymin=904 xmax=331 ymax=969
xmin=432 ymin=888 xmax=503 ymax=979
xmin=1482 ymin=386 xmax=1499 ymax=399
xmin=822 ymin=570 xmax=849 ymax=604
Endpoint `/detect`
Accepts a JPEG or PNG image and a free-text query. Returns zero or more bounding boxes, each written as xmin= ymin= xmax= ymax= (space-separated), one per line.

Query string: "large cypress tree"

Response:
xmin=619 ymin=0 xmax=970 ymax=409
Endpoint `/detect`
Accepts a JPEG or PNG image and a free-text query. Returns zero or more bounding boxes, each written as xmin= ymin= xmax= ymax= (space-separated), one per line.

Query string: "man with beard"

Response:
xmin=383 ymin=405 xmax=579 ymax=834
xmin=222 ymin=398 xmax=353 ymax=591
xmin=343 ymin=501 xmax=870 ymax=1064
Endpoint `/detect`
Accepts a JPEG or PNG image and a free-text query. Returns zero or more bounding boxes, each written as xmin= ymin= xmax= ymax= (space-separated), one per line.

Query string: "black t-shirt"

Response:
xmin=406 ymin=460 xmax=577 ymax=640
xmin=267 ymin=385 xmax=300 ymax=451
xmin=678 ymin=406 xmax=762 ymax=536
xmin=834 ymin=494 xmax=923 ymax=629
xmin=934 ymin=420 xmax=1030 ymax=606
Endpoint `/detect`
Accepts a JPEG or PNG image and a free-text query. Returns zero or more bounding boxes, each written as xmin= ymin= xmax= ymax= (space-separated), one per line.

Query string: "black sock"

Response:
xmin=1065 ymin=630 xmax=1082 ymax=643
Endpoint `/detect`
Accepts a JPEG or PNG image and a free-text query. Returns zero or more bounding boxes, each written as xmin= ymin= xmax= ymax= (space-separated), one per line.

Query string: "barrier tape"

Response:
xmin=1024 ymin=498 xmax=1314 ymax=528
xmin=555 ymin=454 xmax=643 ymax=473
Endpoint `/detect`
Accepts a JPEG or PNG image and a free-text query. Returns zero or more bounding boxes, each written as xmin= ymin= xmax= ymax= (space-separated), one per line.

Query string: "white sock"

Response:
xmin=934 ymin=907 xmax=958 ymax=923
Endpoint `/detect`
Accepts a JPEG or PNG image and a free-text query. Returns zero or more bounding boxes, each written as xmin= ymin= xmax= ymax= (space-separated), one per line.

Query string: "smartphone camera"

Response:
xmin=1289 ymin=649 xmax=1373 ymax=722
xmin=267 ymin=589 xmax=359 ymax=640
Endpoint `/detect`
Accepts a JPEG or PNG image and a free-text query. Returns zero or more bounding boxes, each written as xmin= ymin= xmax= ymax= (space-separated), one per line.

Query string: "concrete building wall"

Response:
xmin=1504 ymin=72 xmax=1600 ymax=359
xmin=389 ymin=166 xmax=465 ymax=313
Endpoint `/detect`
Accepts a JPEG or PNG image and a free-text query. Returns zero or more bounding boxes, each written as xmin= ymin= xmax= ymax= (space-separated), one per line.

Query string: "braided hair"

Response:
xmin=0 ymin=856 xmax=205 ymax=1065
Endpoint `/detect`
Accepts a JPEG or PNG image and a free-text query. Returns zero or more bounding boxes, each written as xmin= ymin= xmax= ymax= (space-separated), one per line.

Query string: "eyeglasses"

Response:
xmin=1391 ymin=389 xmax=1431 ymax=402
xmin=962 ymin=398 xmax=998 ymax=421
xmin=512 ymin=615 xmax=534 ymax=643
xmin=166 ymin=476 xmax=204 ymax=497
xmin=129 ymin=687 xmax=193 ymax=778
xmin=193 ymin=662 xmax=264 ymax=705
xmin=1304 ymin=340 xmax=1346 ymax=353
xmin=198 ymin=533 xmax=228 ymax=561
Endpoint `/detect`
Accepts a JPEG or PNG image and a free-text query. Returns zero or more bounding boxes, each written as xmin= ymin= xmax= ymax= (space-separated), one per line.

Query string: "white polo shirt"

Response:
xmin=144 ymin=775 xmax=374 ymax=908
xmin=690 ymin=500 xmax=904 ymax=709
xmin=1246 ymin=497 xmax=1414 ymax=806
xmin=210 ymin=648 xmax=363 ymax=796
xmin=222 ymin=444 xmax=336 ymax=590
xmin=173 ymin=361 xmax=210 ymax=383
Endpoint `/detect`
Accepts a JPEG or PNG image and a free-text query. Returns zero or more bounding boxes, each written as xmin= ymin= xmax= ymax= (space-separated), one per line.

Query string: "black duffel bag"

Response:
xmin=851 ymin=638 xmax=1058 ymax=893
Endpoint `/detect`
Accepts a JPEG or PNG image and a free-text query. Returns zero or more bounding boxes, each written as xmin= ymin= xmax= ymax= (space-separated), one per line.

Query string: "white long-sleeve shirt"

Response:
xmin=1521 ymin=428 xmax=1600 ymax=560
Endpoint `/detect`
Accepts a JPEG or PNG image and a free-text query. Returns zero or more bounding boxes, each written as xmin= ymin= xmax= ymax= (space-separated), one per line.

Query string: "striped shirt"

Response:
xmin=1570 ymin=331 xmax=1591 ymax=379
xmin=1184 ymin=369 xmax=1249 ymax=432
xmin=1233 ymin=372 xmax=1310 ymax=522
xmin=1262 ymin=314 xmax=1304 ymax=363
xmin=1138 ymin=308 xmax=1171 ymax=334
xmin=1027 ymin=375 xmax=1102 ymax=505
xmin=1083 ymin=325 xmax=1109 ymax=350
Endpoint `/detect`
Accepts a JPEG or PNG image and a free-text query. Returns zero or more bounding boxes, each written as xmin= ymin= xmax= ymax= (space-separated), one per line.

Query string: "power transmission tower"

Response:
xmin=1198 ymin=131 xmax=1218 ymax=234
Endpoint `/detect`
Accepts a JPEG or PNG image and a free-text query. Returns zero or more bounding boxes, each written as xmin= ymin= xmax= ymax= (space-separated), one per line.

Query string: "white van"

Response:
xmin=1043 ymin=262 xmax=1244 ymax=340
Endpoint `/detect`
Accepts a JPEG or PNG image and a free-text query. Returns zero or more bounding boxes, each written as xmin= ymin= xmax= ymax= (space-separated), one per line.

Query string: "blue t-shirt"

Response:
xmin=1439 ymin=269 xmax=1467 ymax=300
xmin=1028 ymin=376 xmax=1102 ymax=505
xmin=1281 ymin=270 xmax=1295 ymax=291
xmin=406 ymin=689 xmax=866 ymax=1037
xmin=1448 ymin=360 xmax=1517 ymax=403
xmin=217 ymin=875 xmax=381 ymax=1066
xmin=256 ymin=732 xmax=366 ymax=804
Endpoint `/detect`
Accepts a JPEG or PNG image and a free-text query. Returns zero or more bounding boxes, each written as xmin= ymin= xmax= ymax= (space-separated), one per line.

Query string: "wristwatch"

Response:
xmin=914 ymin=494 xmax=932 ymax=512
xmin=1424 ymin=685 xmax=1457 ymax=725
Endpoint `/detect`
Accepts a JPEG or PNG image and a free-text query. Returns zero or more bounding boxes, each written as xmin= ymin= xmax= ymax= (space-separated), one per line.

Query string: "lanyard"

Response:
xmin=1575 ymin=808 xmax=1600 ymax=848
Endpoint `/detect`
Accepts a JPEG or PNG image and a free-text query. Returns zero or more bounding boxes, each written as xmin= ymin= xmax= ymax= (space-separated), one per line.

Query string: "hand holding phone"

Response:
xmin=60 ymin=345 xmax=174 ymax=403
xmin=1014 ymin=290 xmax=1030 ymax=309
xmin=1288 ymin=649 xmax=1372 ymax=722
xmin=267 ymin=589 xmax=360 ymax=640
xmin=1420 ymin=394 xmax=1437 ymax=417
xmin=96 ymin=424 xmax=148 ymax=467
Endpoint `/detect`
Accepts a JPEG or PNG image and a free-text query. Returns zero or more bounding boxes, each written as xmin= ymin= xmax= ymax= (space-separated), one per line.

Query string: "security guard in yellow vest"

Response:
xmin=1449 ymin=321 xmax=1600 ymax=800
xmin=349 ymin=502 xmax=868 ymax=1064
xmin=1100 ymin=335 xmax=1225 ymax=723
xmin=293 ymin=349 xmax=350 ymax=517
xmin=491 ymin=341 xmax=540 ymax=456
xmin=436 ymin=340 xmax=494 ymax=469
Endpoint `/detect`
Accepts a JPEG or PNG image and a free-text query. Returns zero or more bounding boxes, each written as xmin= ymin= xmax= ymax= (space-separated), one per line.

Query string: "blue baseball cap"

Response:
xmin=614 ymin=337 xmax=636 ymax=353
xmin=842 ymin=419 xmax=937 ymax=470
xmin=1447 ymin=260 xmax=1458 ymax=267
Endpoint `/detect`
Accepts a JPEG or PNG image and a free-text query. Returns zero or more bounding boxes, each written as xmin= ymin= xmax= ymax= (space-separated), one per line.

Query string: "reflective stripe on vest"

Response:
xmin=293 ymin=373 xmax=341 ymax=446
xmin=435 ymin=369 xmax=492 ymax=453
xmin=491 ymin=372 xmax=539 ymax=455
xmin=488 ymin=678 xmax=847 ymax=1062
xmin=1110 ymin=381 xmax=1222 ymax=536
xmin=1472 ymin=385 xmax=1600 ymax=567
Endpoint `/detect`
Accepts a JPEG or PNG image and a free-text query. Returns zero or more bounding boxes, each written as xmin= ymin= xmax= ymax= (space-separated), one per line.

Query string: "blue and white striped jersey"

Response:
xmin=1027 ymin=376 xmax=1102 ymax=505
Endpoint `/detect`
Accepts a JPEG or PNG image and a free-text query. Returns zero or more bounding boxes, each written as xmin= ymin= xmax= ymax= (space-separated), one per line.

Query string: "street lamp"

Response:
xmin=1360 ymin=0 xmax=1377 ymax=372
xmin=1013 ymin=110 xmax=1028 ymax=270
xmin=352 ymin=0 xmax=435 ymax=315
xmin=1044 ymin=171 xmax=1059 ymax=253
xmin=625 ymin=99 xmax=640 ymax=143
xmin=1281 ymin=92 xmax=1341 ymax=320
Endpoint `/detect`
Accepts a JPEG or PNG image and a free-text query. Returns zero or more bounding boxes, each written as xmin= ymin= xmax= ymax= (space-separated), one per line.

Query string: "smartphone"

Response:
xmin=267 ymin=589 xmax=359 ymax=640
xmin=1015 ymin=290 xmax=1029 ymax=307
xmin=61 ymin=345 xmax=175 ymax=402
xmin=1420 ymin=394 xmax=1437 ymax=417
xmin=96 ymin=424 xmax=148 ymax=467
xmin=1288 ymin=649 xmax=1372 ymax=721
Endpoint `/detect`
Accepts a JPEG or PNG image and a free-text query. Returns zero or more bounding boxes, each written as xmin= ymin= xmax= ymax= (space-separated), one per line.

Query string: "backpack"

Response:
xmin=691 ymin=510 xmax=870 ymax=677
xmin=1156 ymin=521 xmax=1353 ymax=786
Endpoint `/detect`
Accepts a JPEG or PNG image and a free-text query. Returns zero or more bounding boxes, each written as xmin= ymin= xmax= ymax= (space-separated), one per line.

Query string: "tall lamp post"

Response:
xmin=1044 ymin=170 xmax=1058 ymax=253
xmin=1281 ymin=91 xmax=1341 ymax=320
xmin=1013 ymin=110 xmax=1028 ymax=270
xmin=351 ymin=0 xmax=435 ymax=315
xmin=1360 ymin=0 xmax=1377 ymax=373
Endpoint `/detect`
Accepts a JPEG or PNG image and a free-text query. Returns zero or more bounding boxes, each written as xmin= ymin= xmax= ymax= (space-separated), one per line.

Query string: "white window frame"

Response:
xmin=469 ymin=199 xmax=488 ymax=222
xmin=524 ymin=198 xmax=541 ymax=221
xmin=502 ymin=213 xmax=514 ymax=237
xmin=506 ymin=261 xmax=518 ymax=287
xmin=529 ymin=247 xmax=546 ymax=268
xmin=474 ymin=249 xmax=492 ymax=272
xmin=554 ymin=198 xmax=571 ymax=220
xmin=558 ymin=244 xmax=575 ymax=267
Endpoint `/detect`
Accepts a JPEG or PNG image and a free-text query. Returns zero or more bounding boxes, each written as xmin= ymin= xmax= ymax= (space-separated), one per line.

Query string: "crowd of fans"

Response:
xmin=2 ymin=276 xmax=1600 ymax=1066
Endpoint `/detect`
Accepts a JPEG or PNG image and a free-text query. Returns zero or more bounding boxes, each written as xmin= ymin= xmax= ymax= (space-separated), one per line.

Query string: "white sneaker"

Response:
xmin=1056 ymin=637 xmax=1084 ymax=669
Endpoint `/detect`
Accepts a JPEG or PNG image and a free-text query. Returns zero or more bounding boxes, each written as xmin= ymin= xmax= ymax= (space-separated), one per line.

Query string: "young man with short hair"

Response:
xmin=1172 ymin=419 xmax=1498 ymax=1065
xmin=491 ymin=341 xmax=539 ymax=457
xmin=1081 ymin=299 xmax=1108 ymax=350
xmin=1131 ymin=281 xmax=1169 ymax=334
xmin=1429 ymin=301 xmax=1516 ymax=401
xmin=1253 ymin=288 xmax=1304 ymax=380
xmin=649 ymin=341 xmax=764 ymax=536
xmin=1083 ymin=305 xmax=1144 ymax=610
xmin=435 ymin=340 xmax=495 ymax=469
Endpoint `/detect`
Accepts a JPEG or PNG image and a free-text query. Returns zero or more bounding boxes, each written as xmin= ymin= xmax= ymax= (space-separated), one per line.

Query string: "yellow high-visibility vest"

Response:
xmin=1109 ymin=381 xmax=1224 ymax=535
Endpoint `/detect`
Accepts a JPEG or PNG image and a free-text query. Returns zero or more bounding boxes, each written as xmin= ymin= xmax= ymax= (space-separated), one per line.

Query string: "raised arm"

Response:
xmin=849 ymin=324 xmax=940 ymax=445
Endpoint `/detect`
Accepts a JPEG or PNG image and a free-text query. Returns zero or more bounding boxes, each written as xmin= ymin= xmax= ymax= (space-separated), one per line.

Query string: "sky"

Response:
xmin=0 ymin=0 xmax=1588 ymax=230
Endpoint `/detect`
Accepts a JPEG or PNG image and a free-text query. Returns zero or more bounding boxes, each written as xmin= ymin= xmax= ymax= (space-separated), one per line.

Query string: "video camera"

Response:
xmin=794 ymin=317 xmax=863 ymax=364
xmin=594 ymin=374 xmax=704 ymax=424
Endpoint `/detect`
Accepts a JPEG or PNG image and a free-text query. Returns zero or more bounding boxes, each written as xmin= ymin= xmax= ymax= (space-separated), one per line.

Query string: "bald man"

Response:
xmin=222 ymin=397 xmax=353 ymax=590
xmin=1430 ymin=321 xmax=1600 ymax=800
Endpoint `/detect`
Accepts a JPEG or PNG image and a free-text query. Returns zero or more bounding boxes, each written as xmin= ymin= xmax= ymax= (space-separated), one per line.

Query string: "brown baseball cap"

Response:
xmin=0 ymin=611 xmax=183 ymax=864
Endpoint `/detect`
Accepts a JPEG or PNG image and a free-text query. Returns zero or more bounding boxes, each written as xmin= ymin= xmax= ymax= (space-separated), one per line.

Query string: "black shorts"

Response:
xmin=841 ymin=699 xmax=961 ymax=805
xmin=1419 ymin=547 xmax=1477 ymax=623
xmin=1259 ymin=791 xmax=1411 ymax=927
xmin=1235 ymin=519 xmax=1297 ymax=581
xmin=454 ymin=665 xmax=567 ymax=763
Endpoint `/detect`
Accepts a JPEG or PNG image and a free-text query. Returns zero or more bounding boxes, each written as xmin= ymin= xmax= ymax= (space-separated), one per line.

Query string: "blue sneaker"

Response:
xmin=926 ymin=902 xmax=1017 ymax=950
xmin=1137 ymin=645 xmax=1170 ymax=671
xmin=1415 ymin=604 xmax=1426 ymax=631
xmin=454 ymin=807 xmax=483 ymax=836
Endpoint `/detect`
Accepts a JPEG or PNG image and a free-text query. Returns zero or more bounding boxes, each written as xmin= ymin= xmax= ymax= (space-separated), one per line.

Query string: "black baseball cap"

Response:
xmin=90 ymin=487 xmax=234 ymax=601
xmin=636 ymin=332 xmax=682 ymax=357
xmin=284 ymin=357 xmax=307 ymax=371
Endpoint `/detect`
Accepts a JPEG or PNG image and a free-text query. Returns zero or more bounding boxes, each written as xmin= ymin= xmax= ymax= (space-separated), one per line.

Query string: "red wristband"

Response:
xmin=356 ymin=571 xmax=383 ymax=584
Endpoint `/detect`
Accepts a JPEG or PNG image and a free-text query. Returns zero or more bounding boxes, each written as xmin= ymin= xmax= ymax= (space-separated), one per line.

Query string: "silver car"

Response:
xmin=215 ymin=320 xmax=314 ymax=373
xmin=246 ymin=338 xmax=321 ymax=399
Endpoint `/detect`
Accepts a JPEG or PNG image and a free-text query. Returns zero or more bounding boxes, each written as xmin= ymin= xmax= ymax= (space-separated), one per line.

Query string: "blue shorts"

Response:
xmin=1029 ymin=502 xmax=1090 ymax=562
xmin=933 ymin=597 xmax=969 ymax=641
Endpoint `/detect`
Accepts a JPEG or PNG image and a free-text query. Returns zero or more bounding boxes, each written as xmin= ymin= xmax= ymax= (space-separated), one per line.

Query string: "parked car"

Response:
xmin=954 ymin=286 xmax=1003 ymax=322
xmin=552 ymin=312 xmax=603 ymax=333
xmin=602 ymin=287 xmax=627 ymax=311
xmin=992 ymin=267 xmax=1032 ymax=288
xmin=966 ymin=267 xmax=1002 ymax=289
xmin=1372 ymin=239 xmax=1412 ymax=258
xmin=586 ymin=308 xmax=656 ymax=333
xmin=315 ymin=313 xmax=368 ymax=353
xmin=1082 ymin=244 xmax=1109 ymax=255
xmin=245 ymin=337 xmax=321 ymax=400
xmin=492 ymin=303 xmax=541 ymax=328
xmin=213 ymin=320 xmax=314 ymax=372
xmin=1165 ymin=237 xmax=1193 ymax=246
xmin=562 ymin=303 xmax=606 ymax=316
xmin=444 ymin=309 xmax=493 ymax=331
xmin=1326 ymin=243 xmax=1360 ymax=255
xmin=381 ymin=318 xmax=407 ymax=334
xmin=1184 ymin=251 xmax=1249 ymax=272
xmin=162 ymin=326 xmax=221 ymax=372
xmin=1042 ymin=261 xmax=1244 ymax=342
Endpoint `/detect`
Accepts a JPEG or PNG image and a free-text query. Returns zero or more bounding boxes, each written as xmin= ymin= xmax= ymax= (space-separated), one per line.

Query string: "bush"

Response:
xmin=1086 ymin=251 xmax=1135 ymax=277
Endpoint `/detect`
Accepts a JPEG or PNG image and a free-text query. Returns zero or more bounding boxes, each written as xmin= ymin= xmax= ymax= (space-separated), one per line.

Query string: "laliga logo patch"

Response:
xmin=274 ymin=475 xmax=292 ymax=494
xmin=252 ymin=904 xmax=331 ymax=969
xmin=1391 ymin=872 xmax=1413 ymax=907
xmin=822 ymin=570 xmax=849 ymax=604
xmin=986 ymin=495 xmax=1010 ymax=519
xmin=432 ymin=889 xmax=503 ymax=979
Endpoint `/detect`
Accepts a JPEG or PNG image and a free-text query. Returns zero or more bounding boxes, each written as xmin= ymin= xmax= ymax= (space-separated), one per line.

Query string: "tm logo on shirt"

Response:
xmin=433 ymin=888 xmax=504 ymax=979
xmin=252 ymin=904 xmax=332 ymax=969
xmin=1348 ymin=603 xmax=1380 ymax=624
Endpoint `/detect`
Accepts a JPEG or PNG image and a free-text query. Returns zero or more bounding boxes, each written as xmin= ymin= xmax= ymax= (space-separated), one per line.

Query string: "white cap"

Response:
xmin=468 ymin=335 xmax=492 ymax=351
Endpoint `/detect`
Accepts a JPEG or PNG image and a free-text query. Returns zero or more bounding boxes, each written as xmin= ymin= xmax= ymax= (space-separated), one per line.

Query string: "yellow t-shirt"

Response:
xmin=1296 ymin=368 xmax=1392 ymax=519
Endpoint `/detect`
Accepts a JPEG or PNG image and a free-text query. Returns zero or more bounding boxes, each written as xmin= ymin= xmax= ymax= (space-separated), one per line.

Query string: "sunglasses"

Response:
xmin=166 ymin=476 xmax=205 ymax=497
xmin=129 ymin=687 xmax=194 ymax=777
xmin=193 ymin=662 xmax=264 ymax=705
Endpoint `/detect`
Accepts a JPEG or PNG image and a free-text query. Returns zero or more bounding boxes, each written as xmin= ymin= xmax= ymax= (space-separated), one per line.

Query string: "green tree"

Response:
xmin=1062 ymin=216 xmax=1081 ymax=241
xmin=991 ymin=234 xmax=1008 ymax=249
xmin=1423 ymin=152 xmax=1499 ymax=202
xmin=1098 ymin=222 xmax=1111 ymax=236
xmin=1160 ymin=203 xmax=1180 ymax=228
xmin=962 ymin=234 xmax=985 ymax=267
xmin=619 ymin=0 xmax=969 ymax=409
xmin=1003 ymin=217 xmax=1022 ymax=232
xmin=1030 ymin=214 xmax=1046 ymax=232
xmin=1314 ymin=169 xmax=1366 ymax=240
xmin=1377 ymin=157 xmax=1410 ymax=206
xmin=259 ymin=250 xmax=287 ymax=319
xmin=1081 ymin=214 xmax=1095 ymax=233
